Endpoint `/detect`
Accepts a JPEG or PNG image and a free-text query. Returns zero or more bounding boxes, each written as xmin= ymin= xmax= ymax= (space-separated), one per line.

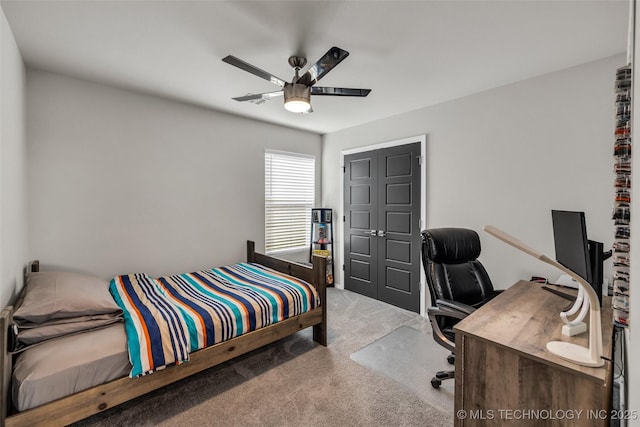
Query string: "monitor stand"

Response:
xmin=588 ymin=240 xmax=612 ymax=307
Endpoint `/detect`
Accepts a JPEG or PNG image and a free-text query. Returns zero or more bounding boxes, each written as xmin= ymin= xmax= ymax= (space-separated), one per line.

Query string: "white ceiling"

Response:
xmin=0 ymin=0 xmax=630 ymax=134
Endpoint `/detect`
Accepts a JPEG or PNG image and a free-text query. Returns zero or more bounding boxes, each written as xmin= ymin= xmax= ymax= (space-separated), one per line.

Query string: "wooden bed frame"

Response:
xmin=0 ymin=241 xmax=327 ymax=427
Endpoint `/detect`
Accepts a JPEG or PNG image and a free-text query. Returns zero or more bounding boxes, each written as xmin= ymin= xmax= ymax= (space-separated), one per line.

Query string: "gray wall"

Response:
xmin=26 ymin=70 xmax=321 ymax=279
xmin=0 ymin=9 xmax=28 ymax=308
xmin=323 ymin=55 xmax=623 ymax=296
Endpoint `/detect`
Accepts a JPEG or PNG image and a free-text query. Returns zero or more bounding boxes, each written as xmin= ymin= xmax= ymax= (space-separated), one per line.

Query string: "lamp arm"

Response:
xmin=560 ymin=287 xmax=590 ymax=326
xmin=483 ymin=225 xmax=603 ymax=367
xmin=561 ymin=286 xmax=584 ymax=318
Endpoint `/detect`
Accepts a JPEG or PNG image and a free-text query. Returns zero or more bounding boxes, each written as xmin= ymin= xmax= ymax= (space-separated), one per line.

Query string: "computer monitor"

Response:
xmin=551 ymin=210 xmax=610 ymax=306
xmin=552 ymin=210 xmax=591 ymax=283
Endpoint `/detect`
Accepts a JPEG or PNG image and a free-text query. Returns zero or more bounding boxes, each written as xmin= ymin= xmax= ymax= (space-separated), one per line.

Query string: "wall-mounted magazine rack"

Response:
xmin=612 ymin=64 xmax=632 ymax=327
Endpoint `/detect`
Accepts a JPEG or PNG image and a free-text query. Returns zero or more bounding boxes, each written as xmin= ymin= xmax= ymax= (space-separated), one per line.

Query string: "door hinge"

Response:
xmin=343 ymin=216 xmax=346 ymax=222
xmin=341 ymin=166 xmax=346 ymax=173
xmin=342 ymin=264 xmax=345 ymax=271
xmin=417 ymin=155 xmax=422 ymax=165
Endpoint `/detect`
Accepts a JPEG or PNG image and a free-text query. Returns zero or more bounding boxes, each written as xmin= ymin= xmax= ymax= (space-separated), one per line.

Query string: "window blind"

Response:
xmin=265 ymin=151 xmax=315 ymax=253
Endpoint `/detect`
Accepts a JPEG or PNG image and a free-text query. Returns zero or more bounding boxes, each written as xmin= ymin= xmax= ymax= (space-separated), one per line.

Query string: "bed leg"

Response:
xmin=312 ymin=256 xmax=327 ymax=346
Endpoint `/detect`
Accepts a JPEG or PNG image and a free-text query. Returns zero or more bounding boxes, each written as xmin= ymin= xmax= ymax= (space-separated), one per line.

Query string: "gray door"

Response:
xmin=344 ymin=142 xmax=421 ymax=312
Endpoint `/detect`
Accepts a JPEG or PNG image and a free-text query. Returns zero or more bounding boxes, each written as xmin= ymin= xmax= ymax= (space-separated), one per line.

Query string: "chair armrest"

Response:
xmin=434 ymin=299 xmax=476 ymax=316
xmin=427 ymin=300 xmax=477 ymax=353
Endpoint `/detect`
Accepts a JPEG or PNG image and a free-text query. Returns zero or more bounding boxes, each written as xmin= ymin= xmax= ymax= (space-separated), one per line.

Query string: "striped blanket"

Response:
xmin=109 ymin=263 xmax=320 ymax=377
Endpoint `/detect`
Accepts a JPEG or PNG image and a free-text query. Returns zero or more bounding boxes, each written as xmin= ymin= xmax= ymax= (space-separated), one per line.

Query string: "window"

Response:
xmin=265 ymin=151 xmax=315 ymax=253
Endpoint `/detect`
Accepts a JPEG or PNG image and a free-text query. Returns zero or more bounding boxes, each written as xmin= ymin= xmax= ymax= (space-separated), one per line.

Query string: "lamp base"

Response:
xmin=562 ymin=322 xmax=587 ymax=337
xmin=546 ymin=341 xmax=604 ymax=367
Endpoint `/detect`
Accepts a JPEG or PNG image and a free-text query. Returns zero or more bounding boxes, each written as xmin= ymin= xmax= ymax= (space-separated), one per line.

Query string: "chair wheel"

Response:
xmin=431 ymin=378 xmax=442 ymax=389
xmin=447 ymin=354 xmax=455 ymax=365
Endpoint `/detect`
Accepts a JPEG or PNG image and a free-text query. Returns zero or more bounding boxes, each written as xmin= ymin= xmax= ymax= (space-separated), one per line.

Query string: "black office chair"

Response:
xmin=421 ymin=228 xmax=498 ymax=389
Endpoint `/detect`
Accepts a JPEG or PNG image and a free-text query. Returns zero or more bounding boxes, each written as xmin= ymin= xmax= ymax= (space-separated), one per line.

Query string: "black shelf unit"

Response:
xmin=309 ymin=208 xmax=334 ymax=286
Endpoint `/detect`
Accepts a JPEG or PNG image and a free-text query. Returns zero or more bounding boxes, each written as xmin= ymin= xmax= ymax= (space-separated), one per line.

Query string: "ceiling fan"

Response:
xmin=222 ymin=46 xmax=371 ymax=113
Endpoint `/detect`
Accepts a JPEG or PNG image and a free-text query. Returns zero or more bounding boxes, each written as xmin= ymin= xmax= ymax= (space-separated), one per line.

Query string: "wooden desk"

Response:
xmin=454 ymin=281 xmax=614 ymax=426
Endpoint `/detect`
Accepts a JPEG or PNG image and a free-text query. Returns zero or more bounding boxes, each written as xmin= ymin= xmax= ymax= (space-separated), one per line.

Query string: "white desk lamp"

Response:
xmin=483 ymin=225 xmax=604 ymax=368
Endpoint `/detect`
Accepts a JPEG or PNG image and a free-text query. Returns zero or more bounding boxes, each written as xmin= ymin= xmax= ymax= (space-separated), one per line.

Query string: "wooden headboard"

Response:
xmin=1 ymin=302 xmax=13 ymax=426
xmin=1 ymin=260 xmax=39 ymax=424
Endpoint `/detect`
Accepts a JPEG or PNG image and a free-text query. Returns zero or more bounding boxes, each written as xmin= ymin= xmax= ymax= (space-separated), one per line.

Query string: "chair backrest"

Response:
xmin=421 ymin=228 xmax=495 ymax=308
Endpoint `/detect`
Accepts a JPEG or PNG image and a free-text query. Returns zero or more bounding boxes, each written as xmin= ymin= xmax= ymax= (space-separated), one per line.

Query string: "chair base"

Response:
xmin=431 ymin=369 xmax=455 ymax=389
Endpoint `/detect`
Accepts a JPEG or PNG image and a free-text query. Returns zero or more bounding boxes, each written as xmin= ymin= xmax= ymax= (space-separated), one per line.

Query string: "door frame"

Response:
xmin=339 ymin=135 xmax=427 ymax=316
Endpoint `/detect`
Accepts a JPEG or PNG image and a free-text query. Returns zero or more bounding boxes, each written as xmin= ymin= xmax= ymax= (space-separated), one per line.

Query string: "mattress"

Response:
xmin=12 ymin=323 xmax=131 ymax=411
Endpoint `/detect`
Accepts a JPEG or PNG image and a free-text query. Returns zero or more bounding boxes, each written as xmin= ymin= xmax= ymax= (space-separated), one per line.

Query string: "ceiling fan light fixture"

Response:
xmin=284 ymin=83 xmax=311 ymax=113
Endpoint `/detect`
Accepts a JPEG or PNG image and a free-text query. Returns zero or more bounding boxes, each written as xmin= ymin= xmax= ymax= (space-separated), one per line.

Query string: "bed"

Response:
xmin=0 ymin=241 xmax=327 ymax=427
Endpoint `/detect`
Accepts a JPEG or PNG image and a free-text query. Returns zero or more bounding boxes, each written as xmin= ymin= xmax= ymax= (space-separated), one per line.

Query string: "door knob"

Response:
xmin=370 ymin=230 xmax=377 ymax=236
xmin=378 ymin=230 xmax=386 ymax=237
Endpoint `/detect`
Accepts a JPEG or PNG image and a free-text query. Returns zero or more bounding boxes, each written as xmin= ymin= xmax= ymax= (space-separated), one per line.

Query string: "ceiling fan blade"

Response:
xmin=297 ymin=47 xmax=349 ymax=87
xmin=232 ymin=91 xmax=284 ymax=102
xmin=311 ymin=87 xmax=371 ymax=97
xmin=222 ymin=55 xmax=287 ymax=88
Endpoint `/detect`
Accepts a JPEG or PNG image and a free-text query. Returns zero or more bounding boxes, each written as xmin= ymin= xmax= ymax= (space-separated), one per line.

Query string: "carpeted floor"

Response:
xmin=73 ymin=288 xmax=454 ymax=427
